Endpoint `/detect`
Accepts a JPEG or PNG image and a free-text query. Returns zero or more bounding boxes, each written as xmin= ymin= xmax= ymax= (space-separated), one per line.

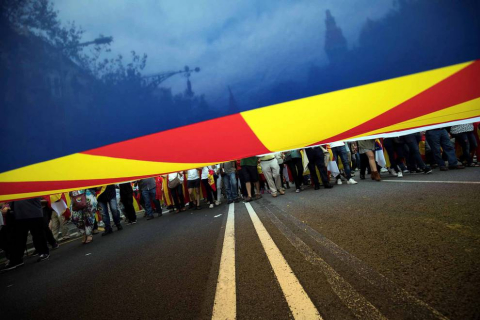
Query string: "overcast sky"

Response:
xmin=53 ymin=0 xmax=394 ymax=106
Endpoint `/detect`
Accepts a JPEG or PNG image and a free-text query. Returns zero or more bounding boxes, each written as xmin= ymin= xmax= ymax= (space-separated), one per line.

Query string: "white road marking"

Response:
xmin=245 ymin=202 xmax=322 ymax=320
xmin=212 ymin=203 xmax=236 ymax=320
xmin=260 ymin=204 xmax=386 ymax=320
xmin=85 ymin=253 xmax=91 ymax=256
xmin=384 ymin=180 xmax=480 ymax=184
xmin=214 ymin=214 xmax=222 ymax=218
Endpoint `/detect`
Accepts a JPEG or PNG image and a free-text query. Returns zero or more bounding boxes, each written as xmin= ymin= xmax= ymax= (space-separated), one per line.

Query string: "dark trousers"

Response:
xmin=170 ymin=185 xmax=185 ymax=210
xmin=360 ymin=153 xmax=381 ymax=175
xmin=426 ymin=129 xmax=458 ymax=167
xmin=286 ymin=158 xmax=304 ymax=189
xmin=279 ymin=163 xmax=286 ymax=188
xmin=383 ymin=138 xmax=407 ymax=172
xmin=403 ymin=133 xmax=427 ymax=170
xmin=305 ymin=148 xmax=329 ymax=186
xmin=120 ymin=193 xmax=137 ymax=222
xmin=12 ymin=217 xmax=49 ymax=263
xmin=237 ymin=169 xmax=248 ymax=197
xmin=454 ymin=132 xmax=477 ymax=165
xmin=202 ymin=179 xmax=217 ymax=203
xmin=43 ymin=207 xmax=57 ymax=247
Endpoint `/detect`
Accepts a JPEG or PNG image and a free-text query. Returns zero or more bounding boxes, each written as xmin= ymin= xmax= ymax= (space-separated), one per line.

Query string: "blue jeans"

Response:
xmin=331 ymin=145 xmax=352 ymax=179
xmin=426 ymin=129 xmax=458 ymax=167
xmin=142 ymin=188 xmax=160 ymax=217
xmin=99 ymin=198 xmax=121 ymax=230
xmin=223 ymin=172 xmax=238 ymax=201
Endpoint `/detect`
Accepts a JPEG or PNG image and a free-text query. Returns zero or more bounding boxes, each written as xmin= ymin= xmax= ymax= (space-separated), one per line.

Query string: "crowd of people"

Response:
xmin=1 ymin=123 xmax=479 ymax=273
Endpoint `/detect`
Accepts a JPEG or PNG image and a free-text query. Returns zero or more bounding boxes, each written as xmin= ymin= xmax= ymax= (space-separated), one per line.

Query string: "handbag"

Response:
xmin=70 ymin=191 xmax=87 ymax=211
xmin=168 ymin=173 xmax=181 ymax=189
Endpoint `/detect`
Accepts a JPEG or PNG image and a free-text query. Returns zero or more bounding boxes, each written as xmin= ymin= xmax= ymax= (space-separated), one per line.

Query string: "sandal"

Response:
xmin=84 ymin=235 xmax=93 ymax=244
xmin=81 ymin=234 xmax=87 ymax=244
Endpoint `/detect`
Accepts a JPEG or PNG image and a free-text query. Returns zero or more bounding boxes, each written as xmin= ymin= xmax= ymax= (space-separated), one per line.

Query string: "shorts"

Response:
xmin=242 ymin=165 xmax=259 ymax=183
xmin=187 ymin=179 xmax=201 ymax=189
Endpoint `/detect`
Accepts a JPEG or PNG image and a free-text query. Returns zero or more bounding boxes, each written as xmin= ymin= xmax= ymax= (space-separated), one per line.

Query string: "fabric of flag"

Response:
xmin=374 ymin=139 xmax=387 ymax=168
xmin=1 ymin=60 xmax=479 ymax=201
xmin=208 ymin=170 xmax=216 ymax=192
xmin=326 ymin=145 xmax=340 ymax=177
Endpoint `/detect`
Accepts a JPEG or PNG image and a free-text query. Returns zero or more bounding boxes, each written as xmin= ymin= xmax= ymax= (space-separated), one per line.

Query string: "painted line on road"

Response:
xmin=212 ymin=203 xmax=236 ymax=320
xmin=245 ymin=202 xmax=322 ymax=320
xmin=384 ymin=180 xmax=480 ymax=184
xmin=259 ymin=203 xmax=387 ymax=320
xmin=264 ymin=203 xmax=448 ymax=320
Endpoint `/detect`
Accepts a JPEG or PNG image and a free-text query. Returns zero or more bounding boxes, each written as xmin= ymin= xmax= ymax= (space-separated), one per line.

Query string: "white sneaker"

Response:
xmin=397 ymin=171 xmax=403 ymax=178
xmin=336 ymin=179 xmax=342 ymax=185
xmin=388 ymin=168 xmax=397 ymax=176
xmin=380 ymin=167 xmax=388 ymax=173
xmin=347 ymin=178 xmax=358 ymax=185
xmin=215 ymin=200 xmax=221 ymax=206
xmin=209 ymin=204 xmax=214 ymax=209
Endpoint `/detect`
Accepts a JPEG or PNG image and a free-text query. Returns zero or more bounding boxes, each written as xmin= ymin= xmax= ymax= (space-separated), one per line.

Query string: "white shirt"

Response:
xmin=201 ymin=166 xmax=215 ymax=180
xmin=187 ymin=169 xmax=199 ymax=181
xmin=330 ymin=141 xmax=345 ymax=148
xmin=168 ymin=172 xmax=184 ymax=182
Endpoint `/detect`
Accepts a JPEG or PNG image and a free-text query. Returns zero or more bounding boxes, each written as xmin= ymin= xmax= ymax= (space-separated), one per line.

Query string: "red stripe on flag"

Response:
xmin=82 ymin=114 xmax=270 ymax=163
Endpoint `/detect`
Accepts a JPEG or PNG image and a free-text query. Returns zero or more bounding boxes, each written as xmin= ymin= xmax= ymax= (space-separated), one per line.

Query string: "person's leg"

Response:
xmin=99 ymin=201 xmax=112 ymax=230
xmin=122 ymin=195 xmax=136 ymax=222
xmin=404 ymin=134 xmax=427 ymax=169
xmin=261 ymin=161 xmax=277 ymax=195
xmin=177 ymin=185 xmax=185 ymax=208
xmin=279 ymin=163 xmax=285 ymax=188
xmin=170 ymin=187 xmax=179 ymax=210
xmin=466 ymin=131 xmax=478 ymax=163
xmin=293 ymin=158 xmax=304 ymax=188
xmin=12 ymin=220 xmax=29 ymax=264
xmin=29 ymin=217 xmax=50 ymax=255
xmin=331 ymin=147 xmax=341 ymax=180
xmin=270 ymin=160 xmax=283 ymax=192
xmin=286 ymin=161 xmax=300 ymax=189
xmin=383 ymin=138 xmax=399 ymax=172
xmin=50 ymin=212 xmax=61 ymax=240
xmin=148 ymin=188 xmax=161 ymax=214
xmin=59 ymin=214 xmax=70 ymax=239
xmin=426 ymin=131 xmax=446 ymax=167
xmin=141 ymin=189 xmax=154 ymax=217
xmin=366 ymin=150 xmax=377 ymax=172
xmin=439 ymin=130 xmax=459 ymax=167
xmin=454 ymin=133 xmax=472 ymax=165
xmin=308 ymin=162 xmax=320 ymax=187
xmin=360 ymin=153 xmax=368 ymax=176
xmin=188 ymin=188 xmax=195 ymax=206
xmin=229 ymin=172 xmax=238 ymax=200
xmin=216 ymin=175 xmax=222 ymax=202
xmin=194 ymin=187 xmax=201 ymax=207
xmin=109 ymin=198 xmax=121 ymax=227
xmin=223 ymin=174 xmax=233 ymax=201
xmin=338 ymin=146 xmax=352 ymax=179
xmin=314 ymin=152 xmax=330 ymax=185
xmin=202 ymin=179 xmax=214 ymax=203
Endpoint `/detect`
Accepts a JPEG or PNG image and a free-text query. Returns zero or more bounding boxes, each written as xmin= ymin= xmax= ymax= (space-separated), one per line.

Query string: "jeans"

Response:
xmin=99 ymin=198 xmax=121 ymax=230
xmin=141 ymin=188 xmax=160 ymax=217
xmin=305 ymin=147 xmax=329 ymax=186
xmin=426 ymin=129 xmax=458 ymax=167
xmin=453 ymin=131 xmax=477 ymax=165
xmin=403 ymin=134 xmax=427 ymax=170
xmin=223 ymin=172 xmax=238 ymax=201
xmin=331 ymin=146 xmax=352 ymax=179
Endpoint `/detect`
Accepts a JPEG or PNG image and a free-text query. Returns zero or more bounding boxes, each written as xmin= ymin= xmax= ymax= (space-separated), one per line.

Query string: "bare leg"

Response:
xmin=245 ymin=182 xmax=252 ymax=198
xmin=366 ymin=150 xmax=377 ymax=172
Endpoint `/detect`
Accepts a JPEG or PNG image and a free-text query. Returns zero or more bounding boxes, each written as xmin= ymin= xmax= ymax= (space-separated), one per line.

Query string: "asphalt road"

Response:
xmin=1 ymin=168 xmax=479 ymax=320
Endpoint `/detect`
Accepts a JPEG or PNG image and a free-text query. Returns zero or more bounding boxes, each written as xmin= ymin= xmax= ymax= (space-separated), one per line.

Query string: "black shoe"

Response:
xmin=102 ymin=229 xmax=113 ymax=236
xmin=323 ymin=183 xmax=333 ymax=189
xmin=194 ymin=206 xmax=202 ymax=210
xmin=314 ymin=185 xmax=320 ymax=190
xmin=440 ymin=166 xmax=448 ymax=171
xmin=116 ymin=224 xmax=123 ymax=231
xmin=414 ymin=169 xmax=423 ymax=174
xmin=146 ymin=216 xmax=155 ymax=220
xmin=423 ymin=167 xmax=433 ymax=174
xmin=37 ymin=254 xmax=50 ymax=262
xmin=234 ymin=198 xmax=240 ymax=203
xmin=2 ymin=261 xmax=24 ymax=272
xmin=360 ymin=174 xmax=365 ymax=180
xmin=51 ymin=243 xmax=60 ymax=250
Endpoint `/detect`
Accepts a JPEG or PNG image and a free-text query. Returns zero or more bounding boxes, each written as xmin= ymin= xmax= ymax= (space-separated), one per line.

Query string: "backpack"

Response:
xmin=70 ymin=191 xmax=87 ymax=211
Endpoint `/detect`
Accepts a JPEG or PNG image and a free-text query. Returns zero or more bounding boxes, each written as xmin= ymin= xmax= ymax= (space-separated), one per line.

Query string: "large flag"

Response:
xmin=1 ymin=2 xmax=479 ymax=201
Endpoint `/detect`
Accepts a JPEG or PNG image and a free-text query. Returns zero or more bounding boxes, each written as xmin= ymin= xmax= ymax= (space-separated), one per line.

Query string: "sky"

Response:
xmin=53 ymin=0 xmax=394 ymax=106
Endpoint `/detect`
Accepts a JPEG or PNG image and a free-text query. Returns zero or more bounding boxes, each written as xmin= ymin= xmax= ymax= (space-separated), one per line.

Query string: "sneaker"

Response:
xmin=388 ymin=168 xmax=397 ymax=176
xmin=336 ymin=179 xmax=343 ymax=185
xmin=102 ymin=229 xmax=113 ymax=236
xmin=51 ymin=243 xmax=59 ymax=250
xmin=1 ymin=261 xmax=24 ymax=272
xmin=132 ymin=221 xmax=137 ymax=224
xmin=347 ymin=178 xmax=358 ymax=185
xmin=37 ymin=254 xmax=50 ymax=262
xmin=215 ymin=200 xmax=221 ymax=206
xmin=397 ymin=171 xmax=403 ymax=178
xmin=414 ymin=169 xmax=423 ymax=174
xmin=380 ymin=167 xmax=388 ymax=173
xmin=146 ymin=216 xmax=155 ymax=220
xmin=209 ymin=204 xmax=214 ymax=209
xmin=323 ymin=183 xmax=334 ymax=189
xmin=403 ymin=170 xmax=410 ymax=174
xmin=295 ymin=189 xmax=300 ymax=193
xmin=423 ymin=167 xmax=433 ymax=174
